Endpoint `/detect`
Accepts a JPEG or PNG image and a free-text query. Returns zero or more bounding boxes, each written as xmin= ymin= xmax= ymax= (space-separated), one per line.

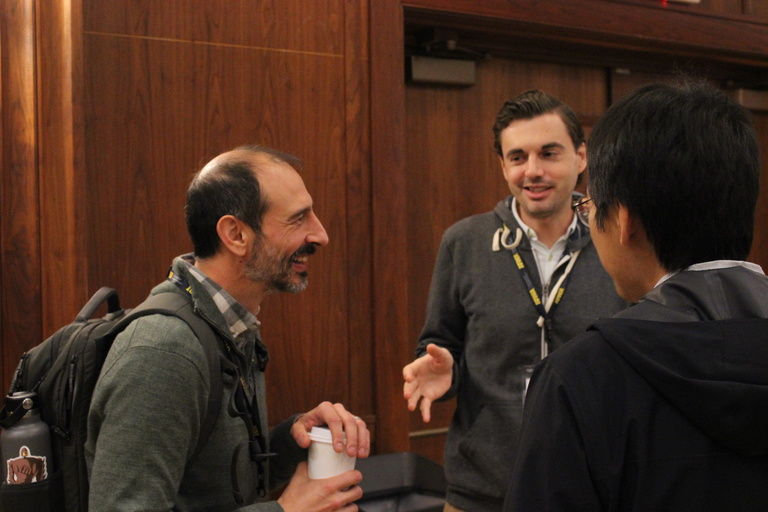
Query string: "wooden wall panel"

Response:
xmin=82 ymin=1 xmax=193 ymax=40
xmin=83 ymin=0 xmax=344 ymax=54
xmin=192 ymin=0 xmax=343 ymax=53
xmin=37 ymin=0 xmax=88 ymax=337
xmin=192 ymin=45 xmax=349 ymax=422
xmin=83 ymin=35 xmax=197 ymax=306
xmin=609 ymin=68 xmax=669 ymax=103
xmin=706 ymin=0 xmax=749 ymax=17
xmin=82 ymin=25 xmax=350 ymax=425
xmin=403 ymin=59 xmax=607 ymax=461
xmin=744 ymin=0 xmax=768 ymax=20
xmin=370 ymin=0 xmax=412 ymax=454
xmin=0 ymin=0 xmax=40 ymax=388
xmin=342 ymin=0 xmax=375 ymax=428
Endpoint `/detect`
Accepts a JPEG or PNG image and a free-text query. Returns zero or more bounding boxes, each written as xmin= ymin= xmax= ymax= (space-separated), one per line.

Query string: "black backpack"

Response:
xmin=0 ymin=287 xmax=224 ymax=512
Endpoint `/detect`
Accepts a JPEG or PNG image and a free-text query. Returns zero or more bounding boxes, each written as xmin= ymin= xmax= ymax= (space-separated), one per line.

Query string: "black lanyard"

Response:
xmin=503 ymin=226 xmax=578 ymax=352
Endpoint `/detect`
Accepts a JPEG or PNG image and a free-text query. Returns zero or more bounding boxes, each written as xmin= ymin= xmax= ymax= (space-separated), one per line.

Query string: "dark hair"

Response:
xmin=588 ymin=79 xmax=759 ymax=270
xmin=492 ymin=89 xmax=585 ymax=156
xmin=185 ymin=144 xmax=303 ymax=258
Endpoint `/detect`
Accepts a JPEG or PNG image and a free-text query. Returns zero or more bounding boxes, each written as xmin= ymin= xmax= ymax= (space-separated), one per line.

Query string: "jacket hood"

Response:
xmin=592 ymin=315 xmax=768 ymax=457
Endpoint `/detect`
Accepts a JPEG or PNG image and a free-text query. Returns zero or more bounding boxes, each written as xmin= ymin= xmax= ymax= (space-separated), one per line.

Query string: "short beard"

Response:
xmin=244 ymin=236 xmax=314 ymax=295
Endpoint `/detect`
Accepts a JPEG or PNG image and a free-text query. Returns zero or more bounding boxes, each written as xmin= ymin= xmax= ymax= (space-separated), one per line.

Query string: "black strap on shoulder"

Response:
xmin=110 ymin=292 xmax=224 ymax=461
xmin=166 ymin=271 xmax=276 ymax=501
xmin=0 ymin=398 xmax=28 ymax=429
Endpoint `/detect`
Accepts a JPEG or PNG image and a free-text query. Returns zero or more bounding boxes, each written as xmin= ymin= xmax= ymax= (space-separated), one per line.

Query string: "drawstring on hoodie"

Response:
xmin=493 ymin=224 xmax=523 ymax=251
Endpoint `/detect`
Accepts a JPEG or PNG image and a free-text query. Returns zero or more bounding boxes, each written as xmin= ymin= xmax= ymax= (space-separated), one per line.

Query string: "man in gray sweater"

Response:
xmin=86 ymin=145 xmax=369 ymax=511
xmin=403 ymin=91 xmax=627 ymax=512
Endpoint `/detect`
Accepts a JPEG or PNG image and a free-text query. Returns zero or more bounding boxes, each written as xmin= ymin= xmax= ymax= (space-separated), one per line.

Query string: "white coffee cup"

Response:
xmin=307 ymin=426 xmax=356 ymax=479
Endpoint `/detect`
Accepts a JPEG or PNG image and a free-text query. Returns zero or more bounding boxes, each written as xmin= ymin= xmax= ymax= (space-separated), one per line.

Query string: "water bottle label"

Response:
xmin=5 ymin=445 xmax=49 ymax=484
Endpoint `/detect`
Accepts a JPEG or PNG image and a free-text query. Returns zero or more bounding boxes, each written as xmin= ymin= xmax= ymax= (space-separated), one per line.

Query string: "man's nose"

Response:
xmin=525 ymin=156 xmax=544 ymax=178
xmin=307 ymin=211 xmax=329 ymax=246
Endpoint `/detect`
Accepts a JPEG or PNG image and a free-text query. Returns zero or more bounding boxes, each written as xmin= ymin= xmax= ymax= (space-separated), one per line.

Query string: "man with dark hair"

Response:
xmin=402 ymin=90 xmax=627 ymax=512
xmin=504 ymin=80 xmax=768 ymax=511
xmin=87 ymin=145 xmax=370 ymax=511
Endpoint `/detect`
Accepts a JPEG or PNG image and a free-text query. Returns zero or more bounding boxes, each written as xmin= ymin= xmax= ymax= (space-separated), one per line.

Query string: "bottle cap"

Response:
xmin=5 ymin=391 xmax=38 ymax=411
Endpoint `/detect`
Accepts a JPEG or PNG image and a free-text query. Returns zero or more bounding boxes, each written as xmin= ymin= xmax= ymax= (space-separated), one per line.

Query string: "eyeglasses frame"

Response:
xmin=572 ymin=196 xmax=592 ymax=224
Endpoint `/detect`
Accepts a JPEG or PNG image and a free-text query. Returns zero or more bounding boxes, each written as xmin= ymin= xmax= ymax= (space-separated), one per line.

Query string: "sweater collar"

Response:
xmin=493 ymin=195 xmax=591 ymax=252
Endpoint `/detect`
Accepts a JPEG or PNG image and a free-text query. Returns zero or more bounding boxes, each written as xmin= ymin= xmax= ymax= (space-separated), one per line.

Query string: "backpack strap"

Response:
xmin=164 ymin=273 xmax=276 ymax=502
xmin=0 ymin=397 xmax=29 ymax=429
xmin=74 ymin=287 xmax=122 ymax=321
xmin=109 ymin=292 xmax=224 ymax=461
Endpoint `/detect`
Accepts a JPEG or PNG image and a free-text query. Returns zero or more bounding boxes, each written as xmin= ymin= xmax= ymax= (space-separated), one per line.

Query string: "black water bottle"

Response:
xmin=0 ymin=391 xmax=53 ymax=484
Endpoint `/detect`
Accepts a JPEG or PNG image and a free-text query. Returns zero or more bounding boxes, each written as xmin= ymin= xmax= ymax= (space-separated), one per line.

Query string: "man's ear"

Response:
xmin=617 ymin=205 xmax=640 ymax=246
xmin=576 ymin=142 xmax=587 ymax=175
xmin=216 ymin=215 xmax=250 ymax=257
xmin=498 ymin=155 xmax=510 ymax=180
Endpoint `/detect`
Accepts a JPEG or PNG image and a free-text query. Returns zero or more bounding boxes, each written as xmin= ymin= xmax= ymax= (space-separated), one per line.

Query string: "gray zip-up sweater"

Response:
xmin=86 ymin=257 xmax=305 ymax=511
xmin=416 ymin=196 xmax=627 ymax=512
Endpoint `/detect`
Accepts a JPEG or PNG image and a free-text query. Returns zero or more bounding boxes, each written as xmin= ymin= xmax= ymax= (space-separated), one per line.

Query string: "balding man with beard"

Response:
xmin=86 ymin=145 xmax=370 ymax=512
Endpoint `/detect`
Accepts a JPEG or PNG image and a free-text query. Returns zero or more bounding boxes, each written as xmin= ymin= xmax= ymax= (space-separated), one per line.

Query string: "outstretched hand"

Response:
xmin=402 ymin=343 xmax=454 ymax=423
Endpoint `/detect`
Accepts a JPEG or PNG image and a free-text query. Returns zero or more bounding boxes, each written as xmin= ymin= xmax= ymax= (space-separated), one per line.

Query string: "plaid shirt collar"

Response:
xmin=180 ymin=255 xmax=260 ymax=340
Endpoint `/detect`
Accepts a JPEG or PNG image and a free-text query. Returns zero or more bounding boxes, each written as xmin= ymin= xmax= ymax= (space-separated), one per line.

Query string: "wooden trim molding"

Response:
xmin=402 ymin=0 xmax=768 ymax=68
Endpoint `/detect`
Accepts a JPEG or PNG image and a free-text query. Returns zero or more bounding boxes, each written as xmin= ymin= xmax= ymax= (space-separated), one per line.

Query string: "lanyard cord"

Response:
xmin=500 ymin=225 xmax=581 ymax=358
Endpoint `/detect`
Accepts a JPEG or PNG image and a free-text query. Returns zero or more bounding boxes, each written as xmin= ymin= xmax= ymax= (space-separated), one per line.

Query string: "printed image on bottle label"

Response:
xmin=5 ymin=445 xmax=48 ymax=484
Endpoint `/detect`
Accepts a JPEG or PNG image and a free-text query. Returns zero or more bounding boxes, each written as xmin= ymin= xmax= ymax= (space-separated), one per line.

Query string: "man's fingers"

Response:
xmin=407 ymin=394 xmax=419 ymax=412
xmin=426 ymin=343 xmax=452 ymax=369
xmin=420 ymin=396 xmax=433 ymax=423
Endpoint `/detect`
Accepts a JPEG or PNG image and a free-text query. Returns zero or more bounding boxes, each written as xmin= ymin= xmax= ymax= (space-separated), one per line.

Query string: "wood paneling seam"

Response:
xmin=83 ymin=31 xmax=343 ymax=58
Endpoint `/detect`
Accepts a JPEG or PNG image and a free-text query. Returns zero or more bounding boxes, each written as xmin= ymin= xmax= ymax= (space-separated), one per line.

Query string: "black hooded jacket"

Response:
xmin=504 ymin=263 xmax=768 ymax=511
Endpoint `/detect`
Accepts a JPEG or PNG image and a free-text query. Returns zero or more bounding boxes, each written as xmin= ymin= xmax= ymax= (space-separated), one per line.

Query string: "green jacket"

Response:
xmin=86 ymin=256 xmax=306 ymax=511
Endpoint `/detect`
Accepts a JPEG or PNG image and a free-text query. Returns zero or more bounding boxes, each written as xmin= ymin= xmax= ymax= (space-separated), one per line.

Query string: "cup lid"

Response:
xmin=309 ymin=426 xmax=345 ymax=444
